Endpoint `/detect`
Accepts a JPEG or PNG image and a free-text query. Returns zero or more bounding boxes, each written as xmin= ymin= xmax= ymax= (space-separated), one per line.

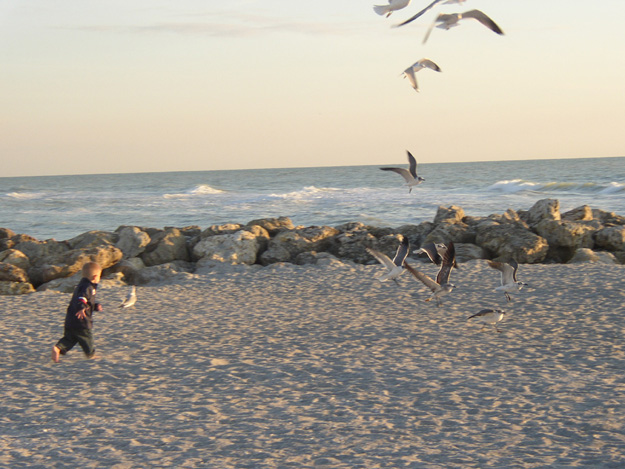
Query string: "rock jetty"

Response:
xmin=1 ymin=199 xmax=624 ymax=295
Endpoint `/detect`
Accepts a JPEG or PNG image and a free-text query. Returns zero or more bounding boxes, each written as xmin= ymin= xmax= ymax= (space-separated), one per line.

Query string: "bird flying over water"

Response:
xmin=468 ymin=308 xmax=506 ymax=332
xmin=119 ymin=285 xmax=137 ymax=309
xmin=394 ymin=0 xmax=467 ymax=28
xmin=380 ymin=151 xmax=425 ymax=193
xmin=422 ymin=9 xmax=504 ymax=44
xmin=374 ymin=0 xmax=411 ymax=17
xmin=402 ymin=58 xmax=441 ymax=92
xmin=366 ymin=237 xmax=410 ymax=284
xmin=487 ymin=259 xmax=527 ymax=302
xmin=404 ymin=241 xmax=456 ymax=306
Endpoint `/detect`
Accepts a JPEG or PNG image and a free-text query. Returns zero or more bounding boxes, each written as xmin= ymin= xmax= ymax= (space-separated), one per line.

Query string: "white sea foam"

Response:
xmin=163 ymin=184 xmax=224 ymax=199
xmin=268 ymin=186 xmax=342 ymax=199
xmin=5 ymin=192 xmax=43 ymax=199
xmin=488 ymin=179 xmax=625 ymax=195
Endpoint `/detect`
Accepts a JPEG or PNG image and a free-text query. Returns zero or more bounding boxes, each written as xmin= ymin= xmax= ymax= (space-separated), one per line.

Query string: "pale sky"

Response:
xmin=1 ymin=0 xmax=624 ymax=177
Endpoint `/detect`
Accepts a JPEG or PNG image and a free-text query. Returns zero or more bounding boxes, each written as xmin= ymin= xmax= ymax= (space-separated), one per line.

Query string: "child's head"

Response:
xmin=82 ymin=262 xmax=102 ymax=283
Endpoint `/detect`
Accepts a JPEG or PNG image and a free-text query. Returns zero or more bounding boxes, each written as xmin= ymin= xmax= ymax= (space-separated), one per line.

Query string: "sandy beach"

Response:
xmin=1 ymin=259 xmax=625 ymax=468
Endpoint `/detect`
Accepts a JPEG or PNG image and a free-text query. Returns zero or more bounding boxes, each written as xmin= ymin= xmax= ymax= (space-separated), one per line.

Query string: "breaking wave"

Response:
xmin=488 ymin=179 xmax=625 ymax=195
xmin=163 ymin=184 xmax=224 ymax=199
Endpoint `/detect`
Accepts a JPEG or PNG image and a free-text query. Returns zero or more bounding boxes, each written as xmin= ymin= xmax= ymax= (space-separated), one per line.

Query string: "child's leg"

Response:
xmin=75 ymin=329 xmax=96 ymax=358
xmin=52 ymin=328 xmax=78 ymax=363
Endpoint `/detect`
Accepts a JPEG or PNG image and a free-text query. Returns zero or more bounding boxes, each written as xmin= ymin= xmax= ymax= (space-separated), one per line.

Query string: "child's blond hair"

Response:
xmin=82 ymin=262 xmax=102 ymax=278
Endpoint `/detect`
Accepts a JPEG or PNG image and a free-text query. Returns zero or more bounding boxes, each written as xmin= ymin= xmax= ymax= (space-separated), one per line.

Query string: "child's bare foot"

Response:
xmin=52 ymin=346 xmax=61 ymax=363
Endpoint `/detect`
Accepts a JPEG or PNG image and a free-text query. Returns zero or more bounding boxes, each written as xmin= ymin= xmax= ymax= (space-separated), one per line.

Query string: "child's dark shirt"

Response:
xmin=65 ymin=277 xmax=99 ymax=330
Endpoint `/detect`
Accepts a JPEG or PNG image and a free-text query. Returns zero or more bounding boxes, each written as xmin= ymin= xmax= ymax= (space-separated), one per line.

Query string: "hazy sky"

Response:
xmin=2 ymin=0 xmax=624 ymax=177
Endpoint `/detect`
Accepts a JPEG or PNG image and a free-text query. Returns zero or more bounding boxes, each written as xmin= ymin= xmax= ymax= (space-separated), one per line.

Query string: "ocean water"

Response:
xmin=1 ymin=157 xmax=623 ymax=241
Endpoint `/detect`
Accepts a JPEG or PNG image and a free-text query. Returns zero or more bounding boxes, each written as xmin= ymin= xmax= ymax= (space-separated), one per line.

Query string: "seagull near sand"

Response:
xmin=404 ymin=241 xmax=456 ymax=306
xmin=394 ymin=0 xmax=467 ymax=28
xmin=366 ymin=237 xmax=410 ymax=284
xmin=487 ymin=259 xmax=528 ymax=302
xmin=119 ymin=285 xmax=137 ymax=309
xmin=467 ymin=308 xmax=506 ymax=332
xmin=373 ymin=0 xmax=411 ymax=17
xmin=402 ymin=58 xmax=441 ymax=92
xmin=422 ymin=9 xmax=504 ymax=44
xmin=380 ymin=151 xmax=425 ymax=193
xmin=416 ymin=241 xmax=459 ymax=269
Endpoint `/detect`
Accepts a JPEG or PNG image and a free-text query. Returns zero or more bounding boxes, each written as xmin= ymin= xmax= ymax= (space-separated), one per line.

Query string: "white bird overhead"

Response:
xmin=487 ymin=259 xmax=528 ymax=302
xmin=119 ymin=285 xmax=137 ymax=309
xmin=402 ymin=58 xmax=441 ymax=92
xmin=394 ymin=0 xmax=467 ymax=28
xmin=416 ymin=242 xmax=459 ymax=269
xmin=366 ymin=237 xmax=410 ymax=284
xmin=467 ymin=308 xmax=506 ymax=332
xmin=373 ymin=0 xmax=411 ymax=17
xmin=404 ymin=241 xmax=456 ymax=306
xmin=422 ymin=9 xmax=504 ymax=44
xmin=380 ymin=151 xmax=425 ymax=193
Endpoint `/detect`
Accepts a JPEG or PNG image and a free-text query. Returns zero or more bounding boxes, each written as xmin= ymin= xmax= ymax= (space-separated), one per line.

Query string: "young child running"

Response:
xmin=52 ymin=262 xmax=103 ymax=363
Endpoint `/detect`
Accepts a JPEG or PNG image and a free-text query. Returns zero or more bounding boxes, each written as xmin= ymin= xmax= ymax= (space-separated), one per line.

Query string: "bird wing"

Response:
xmin=418 ymin=58 xmax=442 ymax=72
xmin=436 ymin=241 xmax=455 ymax=285
xmin=403 ymin=66 xmax=419 ymax=91
xmin=406 ymin=151 xmax=418 ymax=179
xmin=463 ymin=9 xmax=504 ymax=35
xmin=417 ymin=242 xmax=442 ymax=265
xmin=380 ymin=167 xmax=414 ymax=183
xmin=487 ymin=260 xmax=515 ymax=285
xmin=392 ymin=237 xmax=410 ymax=266
xmin=393 ymin=0 xmax=441 ymax=27
xmin=422 ymin=14 xmax=441 ymax=43
xmin=367 ymin=248 xmax=396 ymax=271
xmin=404 ymin=262 xmax=439 ymax=291
xmin=509 ymin=259 xmax=519 ymax=282
xmin=467 ymin=308 xmax=495 ymax=319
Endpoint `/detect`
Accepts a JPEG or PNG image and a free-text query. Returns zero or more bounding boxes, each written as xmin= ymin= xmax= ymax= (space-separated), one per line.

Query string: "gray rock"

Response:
xmin=133 ymin=261 xmax=195 ymax=285
xmin=141 ymin=228 xmax=190 ymax=266
xmin=246 ymin=217 xmax=295 ymax=236
xmin=0 ymin=249 xmax=30 ymax=270
xmin=433 ymin=205 xmax=465 ymax=225
xmin=476 ymin=223 xmax=549 ymax=263
xmin=0 ymin=262 xmax=29 ymax=283
xmin=67 ymin=230 xmax=118 ymax=250
xmin=0 ymin=281 xmax=35 ymax=295
xmin=0 ymin=228 xmax=16 ymax=239
xmin=333 ymin=229 xmax=378 ymax=264
xmin=14 ymin=239 xmax=69 ymax=267
xmin=535 ymin=220 xmax=596 ymax=249
xmin=192 ymin=230 xmax=259 ymax=264
xmin=260 ymin=226 xmax=339 ymax=265
xmin=200 ymin=223 xmax=243 ymax=238
xmin=115 ymin=226 xmax=151 ymax=258
xmin=562 ymin=205 xmax=593 ymax=221
xmin=424 ymin=221 xmax=475 ymax=244
xmin=595 ymin=226 xmax=625 ymax=251
xmin=567 ymin=248 xmax=617 ymax=264
xmin=524 ymin=199 xmax=561 ymax=226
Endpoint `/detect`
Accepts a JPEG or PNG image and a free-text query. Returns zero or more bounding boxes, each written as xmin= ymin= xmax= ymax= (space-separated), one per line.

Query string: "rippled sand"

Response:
xmin=1 ymin=260 xmax=625 ymax=467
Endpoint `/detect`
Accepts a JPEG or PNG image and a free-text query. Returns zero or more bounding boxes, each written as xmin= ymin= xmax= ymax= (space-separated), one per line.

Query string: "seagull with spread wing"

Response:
xmin=404 ymin=241 xmax=457 ymax=306
xmin=380 ymin=151 xmax=425 ymax=193
xmin=487 ymin=259 xmax=528 ymax=302
xmin=394 ymin=0 xmax=467 ymax=28
xmin=402 ymin=58 xmax=441 ymax=92
xmin=422 ymin=9 xmax=504 ymax=44
xmin=366 ymin=237 xmax=410 ymax=284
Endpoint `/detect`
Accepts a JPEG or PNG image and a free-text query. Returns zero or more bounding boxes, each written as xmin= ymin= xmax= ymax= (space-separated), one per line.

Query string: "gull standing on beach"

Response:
xmin=404 ymin=241 xmax=456 ymax=306
xmin=402 ymin=58 xmax=442 ymax=92
xmin=394 ymin=0 xmax=467 ymax=28
xmin=373 ymin=0 xmax=411 ymax=17
xmin=487 ymin=259 xmax=528 ymax=302
xmin=467 ymin=308 xmax=506 ymax=332
xmin=380 ymin=151 xmax=425 ymax=193
xmin=119 ymin=285 xmax=137 ymax=309
xmin=422 ymin=9 xmax=504 ymax=44
xmin=366 ymin=237 xmax=410 ymax=284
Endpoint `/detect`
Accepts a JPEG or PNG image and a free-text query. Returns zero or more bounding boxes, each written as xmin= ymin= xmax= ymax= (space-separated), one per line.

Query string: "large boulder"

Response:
xmin=0 ymin=228 xmax=16 ymax=239
xmin=259 ymin=226 xmax=339 ymax=265
xmin=534 ymin=220 xmax=596 ymax=249
xmin=522 ymin=198 xmax=561 ymax=227
xmin=115 ymin=226 xmax=151 ymax=258
xmin=562 ymin=205 xmax=593 ymax=222
xmin=433 ymin=205 xmax=465 ymax=225
xmin=133 ymin=261 xmax=195 ymax=285
xmin=595 ymin=226 xmax=625 ymax=252
xmin=200 ymin=223 xmax=243 ymax=237
xmin=140 ymin=228 xmax=189 ymax=266
xmin=246 ymin=217 xmax=295 ymax=236
xmin=13 ymin=239 xmax=69 ymax=267
xmin=0 ymin=281 xmax=35 ymax=295
xmin=192 ymin=230 xmax=260 ymax=264
xmin=0 ymin=263 xmax=29 ymax=283
xmin=567 ymin=248 xmax=618 ymax=264
xmin=332 ymin=227 xmax=378 ymax=264
xmin=476 ymin=223 xmax=549 ymax=263
xmin=67 ymin=230 xmax=118 ymax=250
xmin=0 ymin=249 xmax=30 ymax=270
xmin=424 ymin=221 xmax=475 ymax=245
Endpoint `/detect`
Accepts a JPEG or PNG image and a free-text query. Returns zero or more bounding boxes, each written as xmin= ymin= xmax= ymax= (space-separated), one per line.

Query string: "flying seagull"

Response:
xmin=422 ymin=9 xmax=504 ymax=44
xmin=402 ymin=58 xmax=441 ymax=92
xmin=374 ymin=0 xmax=411 ymax=17
xmin=416 ymin=242 xmax=459 ymax=269
xmin=394 ymin=0 xmax=467 ymax=28
xmin=487 ymin=259 xmax=528 ymax=302
xmin=380 ymin=151 xmax=425 ymax=193
xmin=467 ymin=308 xmax=506 ymax=332
xmin=119 ymin=285 xmax=137 ymax=309
xmin=366 ymin=237 xmax=410 ymax=284
xmin=404 ymin=241 xmax=456 ymax=306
